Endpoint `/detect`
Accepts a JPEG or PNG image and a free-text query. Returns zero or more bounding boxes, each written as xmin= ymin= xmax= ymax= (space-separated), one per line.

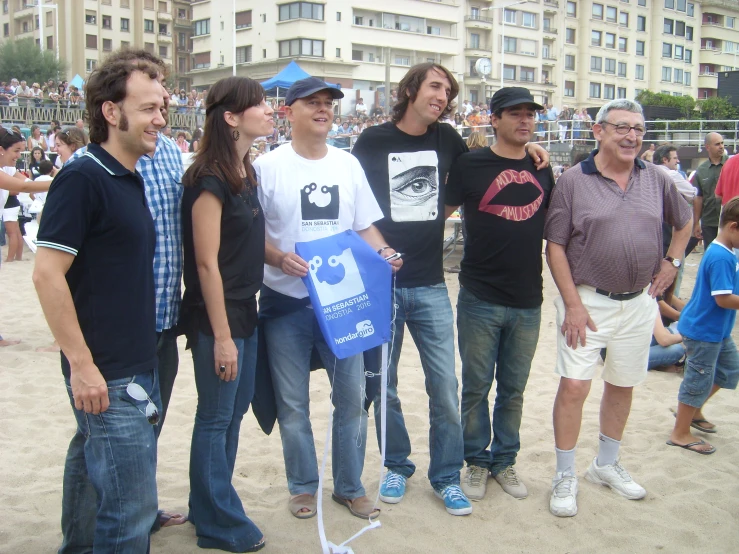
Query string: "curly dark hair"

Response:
xmin=391 ymin=63 xmax=459 ymax=124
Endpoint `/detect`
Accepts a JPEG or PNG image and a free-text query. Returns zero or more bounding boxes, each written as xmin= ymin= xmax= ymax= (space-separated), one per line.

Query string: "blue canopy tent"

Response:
xmin=260 ymin=60 xmax=340 ymax=99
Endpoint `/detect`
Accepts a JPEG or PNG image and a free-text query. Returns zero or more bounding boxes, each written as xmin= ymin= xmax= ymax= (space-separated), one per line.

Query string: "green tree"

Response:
xmin=699 ymin=96 xmax=739 ymax=121
xmin=0 ymin=37 xmax=68 ymax=84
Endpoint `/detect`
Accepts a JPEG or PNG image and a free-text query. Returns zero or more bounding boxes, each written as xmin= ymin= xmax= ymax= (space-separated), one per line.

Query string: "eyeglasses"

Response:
xmin=601 ymin=121 xmax=646 ymax=136
xmin=126 ymin=382 xmax=160 ymax=425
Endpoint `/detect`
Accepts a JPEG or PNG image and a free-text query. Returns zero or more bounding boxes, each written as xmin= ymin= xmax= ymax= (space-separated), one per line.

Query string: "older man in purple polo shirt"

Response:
xmin=544 ymin=99 xmax=692 ymax=518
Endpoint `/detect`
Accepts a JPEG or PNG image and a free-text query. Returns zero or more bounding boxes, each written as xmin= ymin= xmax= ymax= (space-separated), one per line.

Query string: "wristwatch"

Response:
xmin=664 ymin=256 xmax=681 ymax=268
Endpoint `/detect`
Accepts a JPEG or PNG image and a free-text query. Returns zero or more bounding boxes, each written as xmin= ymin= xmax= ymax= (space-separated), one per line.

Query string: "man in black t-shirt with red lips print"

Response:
xmin=445 ymin=87 xmax=555 ymax=504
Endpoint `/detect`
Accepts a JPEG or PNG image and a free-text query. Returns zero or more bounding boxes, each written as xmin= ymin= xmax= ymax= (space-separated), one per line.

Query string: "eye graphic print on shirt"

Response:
xmin=479 ymin=169 xmax=544 ymax=221
xmin=301 ymin=182 xmax=340 ymax=232
xmin=388 ymin=151 xmax=439 ymax=222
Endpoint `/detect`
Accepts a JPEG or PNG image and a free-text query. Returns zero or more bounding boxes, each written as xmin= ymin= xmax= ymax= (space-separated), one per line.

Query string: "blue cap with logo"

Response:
xmin=285 ymin=77 xmax=344 ymax=106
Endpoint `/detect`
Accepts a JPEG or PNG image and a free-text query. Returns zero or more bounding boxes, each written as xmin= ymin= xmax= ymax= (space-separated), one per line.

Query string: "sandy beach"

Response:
xmin=1 ymin=234 xmax=738 ymax=554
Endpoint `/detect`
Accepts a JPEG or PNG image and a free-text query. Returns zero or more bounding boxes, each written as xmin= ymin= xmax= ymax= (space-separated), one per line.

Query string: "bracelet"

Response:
xmin=377 ymin=246 xmax=391 ymax=255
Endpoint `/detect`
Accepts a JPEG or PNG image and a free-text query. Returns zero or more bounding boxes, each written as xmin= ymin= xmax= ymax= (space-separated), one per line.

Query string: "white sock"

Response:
xmin=597 ymin=433 xmax=621 ymax=467
xmin=555 ymin=446 xmax=576 ymax=476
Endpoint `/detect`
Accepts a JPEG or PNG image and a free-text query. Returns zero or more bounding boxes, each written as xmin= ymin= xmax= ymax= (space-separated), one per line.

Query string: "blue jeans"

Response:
xmin=648 ymin=335 xmax=685 ymax=369
xmin=372 ymin=283 xmax=463 ymax=489
xmin=189 ymin=331 xmax=263 ymax=552
xmin=156 ymin=328 xmax=179 ymax=431
xmin=264 ymin=307 xmax=368 ymax=499
xmin=59 ymin=369 xmax=160 ymax=554
xmin=679 ymin=336 xmax=739 ymax=408
xmin=457 ymin=288 xmax=541 ymax=474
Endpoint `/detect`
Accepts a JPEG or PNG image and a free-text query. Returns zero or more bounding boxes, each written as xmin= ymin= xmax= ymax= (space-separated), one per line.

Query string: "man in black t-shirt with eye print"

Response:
xmin=352 ymin=65 xmax=549 ymax=517
xmin=445 ymin=87 xmax=555 ymax=504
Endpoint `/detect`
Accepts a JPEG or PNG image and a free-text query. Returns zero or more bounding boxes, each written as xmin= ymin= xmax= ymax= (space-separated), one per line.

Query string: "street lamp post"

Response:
xmin=34 ymin=1 xmax=59 ymax=63
xmin=481 ymin=1 xmax=527 ymax=91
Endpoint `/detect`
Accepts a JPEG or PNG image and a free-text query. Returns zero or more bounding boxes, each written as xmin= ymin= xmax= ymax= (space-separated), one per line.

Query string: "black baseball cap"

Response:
xmin=490 ymin=87 xmax=544 ymax=113
xmin=285 ymin=77 xmax=344 ymax=106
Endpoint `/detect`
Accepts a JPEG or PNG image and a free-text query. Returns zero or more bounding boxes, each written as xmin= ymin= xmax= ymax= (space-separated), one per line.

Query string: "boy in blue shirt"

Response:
xmin=668 ymin=197 xmax=739 ymax=454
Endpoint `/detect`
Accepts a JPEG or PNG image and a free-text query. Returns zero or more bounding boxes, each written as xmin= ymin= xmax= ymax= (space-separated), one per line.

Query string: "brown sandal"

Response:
xmin=288 ymin=493 xmax=317 ymax=519
xmin=331 ymin=494 xmax=380 ymax=520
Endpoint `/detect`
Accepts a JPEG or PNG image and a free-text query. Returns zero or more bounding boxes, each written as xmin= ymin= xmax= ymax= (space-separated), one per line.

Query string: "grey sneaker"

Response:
xmin=493 ymin=466 xmax=528 ymax=499
xmin=461 ymin=465 xmax=488 ymax=501
xmin=585 ymin=457 xmax=646 ymax=500
xmin=549 ymin=472 xmax=578 ymax=517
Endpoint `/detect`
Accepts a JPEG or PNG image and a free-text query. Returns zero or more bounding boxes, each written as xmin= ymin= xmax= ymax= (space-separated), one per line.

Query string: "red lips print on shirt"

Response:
xmin=478 ymin=169 xmax=544 ymax=221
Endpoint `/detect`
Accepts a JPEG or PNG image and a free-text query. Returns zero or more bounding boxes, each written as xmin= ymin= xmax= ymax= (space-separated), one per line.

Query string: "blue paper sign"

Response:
xmin=296 ymin=230 xmax=392 ymax=359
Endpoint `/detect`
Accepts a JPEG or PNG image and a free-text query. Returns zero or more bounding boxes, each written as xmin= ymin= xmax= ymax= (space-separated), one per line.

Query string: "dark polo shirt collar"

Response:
xmin=581 ymin=149 xmax=646 ymax=175
xmin=84 ymin=143 xmax=140 ymax=178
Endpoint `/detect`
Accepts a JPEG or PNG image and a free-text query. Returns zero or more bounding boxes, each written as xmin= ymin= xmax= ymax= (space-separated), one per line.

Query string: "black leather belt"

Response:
xmin=595 ymin=288 xmax=643 ymax=301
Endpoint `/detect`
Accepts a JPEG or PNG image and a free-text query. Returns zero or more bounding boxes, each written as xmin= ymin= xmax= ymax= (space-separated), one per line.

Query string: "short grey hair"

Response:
xmin=594 ymin=99 xmax=644 ymax=125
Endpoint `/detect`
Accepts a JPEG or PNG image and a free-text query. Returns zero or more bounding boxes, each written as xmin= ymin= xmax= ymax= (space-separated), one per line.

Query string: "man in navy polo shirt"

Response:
xmin=33 ymin=58 xmax=166 ymax=551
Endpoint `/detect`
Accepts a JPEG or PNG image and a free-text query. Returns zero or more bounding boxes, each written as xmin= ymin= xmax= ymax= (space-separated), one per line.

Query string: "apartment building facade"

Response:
xmin=0 ymin=0 xmax=193 ymax=90
xmin=1 ymin=0 xmax=738 ymax=109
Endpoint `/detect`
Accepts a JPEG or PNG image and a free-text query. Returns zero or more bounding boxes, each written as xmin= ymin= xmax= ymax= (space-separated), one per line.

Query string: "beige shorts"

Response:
xmin=554 ymin=285 xmax=658 ymax=387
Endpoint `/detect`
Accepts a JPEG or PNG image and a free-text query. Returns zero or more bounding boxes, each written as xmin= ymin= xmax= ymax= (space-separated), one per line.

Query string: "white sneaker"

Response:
xmin=493 ymin=466 xmax=528 ymax=499
xmin=461 ymin=465 xmax=488 ymax=501
xmin=549 ymin=472 xmax=578 ymax=517
xmin=585 ymin=457 xmax=646 ymax=500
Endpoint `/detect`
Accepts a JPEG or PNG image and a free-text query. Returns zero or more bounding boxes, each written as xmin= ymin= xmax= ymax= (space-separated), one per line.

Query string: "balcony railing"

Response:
xmin=465 ymin=15 xmax=494 ymax=23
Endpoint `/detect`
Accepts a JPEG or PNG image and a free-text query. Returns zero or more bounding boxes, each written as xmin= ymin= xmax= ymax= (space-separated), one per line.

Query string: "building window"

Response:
xmin=591 ymin=30 xmax=602 ymax=47
xmin=685 ymin=49 xmax=692 ymax=63
xmin=676 ymin=0 xmax=686 ymax=10
xmin=727 ymin=17 xmax=736 ymax=29
xmin=605 ymin=58 xmax=616 ymax=73
xmin=604 ymin=84 xmax=615 ymax=99
xmin=159 ymin=45 xmax=167 ymax=58
xmin=589 ymin=82 xmax=601 ymax=98
xmin=193 ymin=19 xmax=210 ymax=36
xmin=636 ymin=40 xmax=645 ymax=56
xmin=687 ymin=2 xmax=694 ymax=16
xmin=665 ymin=0 xmax=674 ymax=8
xmin=618 ymin=62 xmax=627 ymax=77
xmin=335 ymin=47 xmax=340 ymax=57
xmin=278 ymin=38 xmax=324 ymax=57
xmin=619 ymin=37 xmax=627 ymax=52
xmin=504 ymin=9 xmax=516 ymax=24
xmin=236 ymin=45 xmax=252 ymax=63
xmin=521 ymin=39 xmax=536 ymax=56
xmin=684 ymin=71 xmax=691 ymax=85
xmin=674 ymin=68 xmax=683 ymax=83
xmin=662 ymin=43 xmax=672 ymax=57
xmin=503 ymin=65 xmax=516 ymax=80
xmin=565 ymin=54 xmax=575 ymax=70
xmin=121 ymin=0 xmax=130 ymax=7
xmin=592 ymin=3 xmax=603 ymax=20
xmin=86 ymin=59 xmax=97 ymax=73
xmin=637 ymin=15 xmax=646 ymax=31
xmin=606 ymin=6 xmax=617 ymax=23
xmin=279 ymin=2 xmax=324 ymax=22
xmin=522 ymin=12 xmax=536 ymax=28
xmin=394 ymin=55 xmax=410 ymax=65
xmin=675 ymin=21 xmax=685 ymax=36
xmin=617 ymin=87 xmax=627 ymax=98
xmin=566 ymin=1 xmax=576 ymax=17
xmin=661 ymin=66 xmax=672 ymax=81
xmin=144 ymin=19 xmax=154 ymax=33
xmin=102 ymin=15 xmax=111 ymax=29
xmin=121 ymin=40 xmax=130 ymax=48
xmin=674 ymin=45 xmax=683 ymax=60
xmin=566 ymin=28 xmax=576 ymax=44
xmin=2 ymin=1 xmax=6 ymax=14
xmin=121 ymin=18 xmax=129 ymax=31
xmin=336 ymin=12 xmax=341 ymax=21
xmin=520 ymin=67 xmax=535 ymax=82
xmin=86 ymin=13 xmax=97 ymax=25
xmin=470 ymin=33 xmax=481 ymax=49
xmin=503 ymin=36 xmax=516 ymax=53
xmin=159 ymin=1 xmax=167 ymax=12
xmin=591 ymin=56 xmax=603 ymax=71
xmin=619 ymin=12 xmax=628 ymax=26
xmin=145 ymin=42 xmax=154 ymax=53
xmin=159 ymin=23 xmax=168 ymax=35
xmin=686 ymin=26 xmax=693 ymax=40
xmin=605 ymin=33 xmax=615 ymax=49
xmin=86 ymin=34 xmax=97 ymax=49
xmin=193 ymin=51 xmax=211 ymax=69
xmin=46 ymin=35 xmax=53 ymax=49
xmin=235 ymin=10 xmax=251 ymax=29
xmin=4 ymin=23 xmax=9 ymax=37
xmin=352 ymin=49 xmax=363 ymax=61
xmin=663 ymin=18 xmax=673 ymax=34
xmin=564 ymin=80 xmax=575 ymax=97
xmin=103 ymin=38 xmax=112 ymax=51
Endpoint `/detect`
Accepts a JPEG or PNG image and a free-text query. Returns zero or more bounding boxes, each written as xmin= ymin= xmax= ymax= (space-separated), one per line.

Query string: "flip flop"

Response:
xmin=666 ymin=439 xmax=716 ymax=455
xmin=331 ymin=494 xmax=380 ymax=520
xmin=670 ymin=408 xmax=717 ymax=434
xmin=289 ymin=494 xmax=317 ymax=519
xmin=158 ymin=511 xmax=187 ymax=527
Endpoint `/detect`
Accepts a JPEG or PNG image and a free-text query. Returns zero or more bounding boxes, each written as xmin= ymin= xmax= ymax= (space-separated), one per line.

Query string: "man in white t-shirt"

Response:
xmin=255 ymin=77 xmax=401 ymax=522
xmin=355 ymin=97 xmax=368 ymax=116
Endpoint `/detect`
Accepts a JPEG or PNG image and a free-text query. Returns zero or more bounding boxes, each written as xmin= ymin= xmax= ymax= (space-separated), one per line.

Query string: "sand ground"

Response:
xmin=1 ymin=232 xmax=738 ymax=553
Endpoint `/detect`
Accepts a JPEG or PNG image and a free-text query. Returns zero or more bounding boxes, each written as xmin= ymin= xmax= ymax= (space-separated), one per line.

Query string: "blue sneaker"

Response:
xmin=434 ymin=484 xmax=472 ymax=516
xmin=379 ymin=470 xmax=407 ymax=504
